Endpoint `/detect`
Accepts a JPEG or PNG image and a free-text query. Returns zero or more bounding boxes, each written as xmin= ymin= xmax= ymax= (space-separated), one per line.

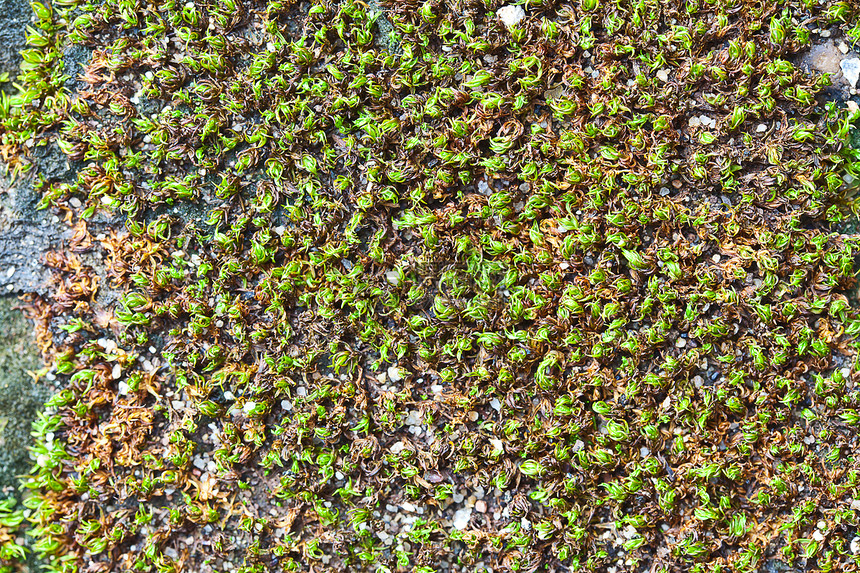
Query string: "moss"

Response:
xmin=3 ymin=0 xmax=860 ymax=572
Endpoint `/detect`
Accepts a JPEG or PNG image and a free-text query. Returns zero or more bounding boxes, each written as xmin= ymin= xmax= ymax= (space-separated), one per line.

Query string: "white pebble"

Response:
xmin=111 ymin=363 xmax=122 ymax=380
xmin=452 ymin=508 xmax=472 ymax=530
xmin=656 ymin=69 xmax=669 ymax=82
xmin=489 ymin=398 xmax=502 ymax=411
xmin=384 ymin=270 xmax=401 ymax=286
xmin=387 ymin=366 xmax=404 ymax=383
xmin=497 ymin=5 xmax=525 ymax=28
xmin=841 ymin=57 xmax=860 ymax=88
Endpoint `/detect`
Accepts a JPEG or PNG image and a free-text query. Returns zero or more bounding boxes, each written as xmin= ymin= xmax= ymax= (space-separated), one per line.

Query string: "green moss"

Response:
xmin=3 ymin=0 xmax=860 ymax=572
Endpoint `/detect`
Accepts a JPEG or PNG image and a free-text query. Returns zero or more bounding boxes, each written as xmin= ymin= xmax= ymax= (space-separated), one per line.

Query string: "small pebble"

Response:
xmin=452 ymin=508 xmax=472 ymax=530
xmin=497 ymin=5 xmax=525 ymax=28
xmin=387 ymin=365 xmax=404 ymax=383
xmin=475 ymin=500 xmax=487 ymax=513
xmin=841 ymin=57 xmax=860 ymax=88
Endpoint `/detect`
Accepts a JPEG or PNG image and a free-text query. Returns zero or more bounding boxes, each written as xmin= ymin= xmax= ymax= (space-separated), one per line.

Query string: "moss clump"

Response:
xmin=3 ymin=1 xmax=860 ymax=572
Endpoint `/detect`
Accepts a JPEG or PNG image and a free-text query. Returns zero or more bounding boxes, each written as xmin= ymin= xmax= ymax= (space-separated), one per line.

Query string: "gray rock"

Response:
xmin=0 ymin=297 xmax=51 ymax=490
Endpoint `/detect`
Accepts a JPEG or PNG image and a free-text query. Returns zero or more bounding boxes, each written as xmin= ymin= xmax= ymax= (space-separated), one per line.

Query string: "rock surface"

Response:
xmin=0 ymin=297 xmax=50 ymax=492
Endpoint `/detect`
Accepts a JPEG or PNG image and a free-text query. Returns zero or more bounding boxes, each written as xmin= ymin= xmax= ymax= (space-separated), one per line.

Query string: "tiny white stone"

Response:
xmin=841 ymin=57 xmax=860 ymax=88
xmin=111 ymin=363 xmax=122 ymax=380
xmin=656 ymin=69 xmax=669 ymax=82
xmin=4 ymin=267 xmax=14 ymax=277
xmin=475 ymin=500 xmax=487 ymax=513
xmin=431 ymin=384 xmax=443 ymax=394
xmin=281 ymin=399 xmax=293 ymax=411
xmin=387 ymin=365 xmax=404 ymax=382
xmin=452 ymin=508 xmax=472 ymax=530
xmin=675 ymin=337 xmax=686 ymax=348
xmin=812 ymin=530 xmax=825 ymax=542
xmin=688 ymin=116 xmax=701 ymax=127
xmin=390 ymin=441 xmax=405 ymax=454
xmin=489 ymin=398 xmax=502 ymax=411
xmin=851 ymin=537 xmax=860 ymax=554
xmin=756 ymin=123 xmax=767 ymax=133
xmin=639 ymin=447 xmax=650 ymax=457
xmin=839 ymin=42 xmax=850 ymax=54
xmin=384 ymin=270 xmax=401 ymax=286
xmin=118 ymin=381 xmax=130 ymax=395
xmin=497 ymin=5 xmax=525 ymax=28
xmin=243 ymin=401 xmax=257 ymax=413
